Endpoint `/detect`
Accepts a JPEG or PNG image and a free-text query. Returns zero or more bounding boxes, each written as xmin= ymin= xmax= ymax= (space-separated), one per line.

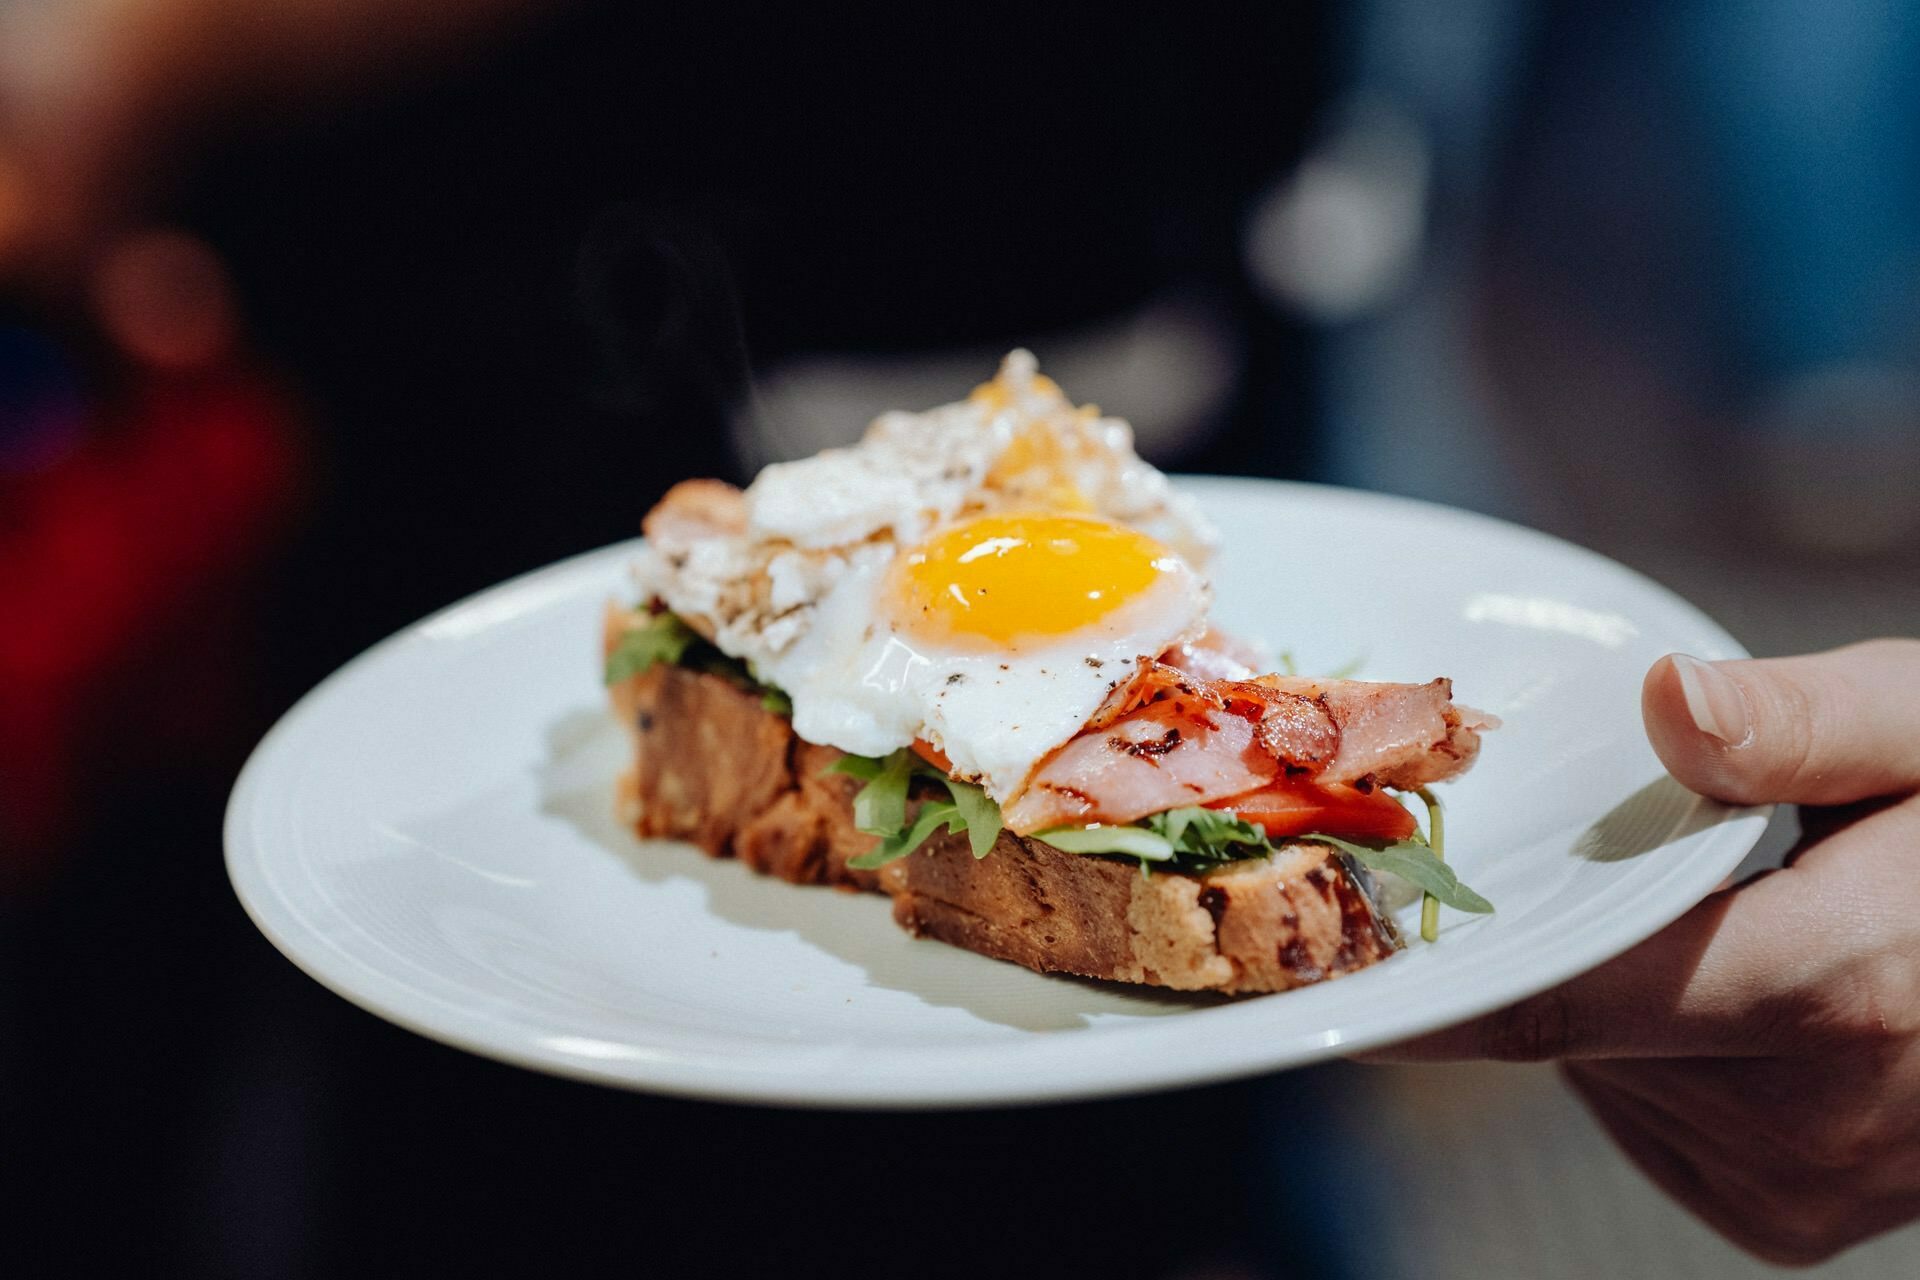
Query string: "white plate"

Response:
xmin=226 ymin=478 xmax=1767 ymax=1108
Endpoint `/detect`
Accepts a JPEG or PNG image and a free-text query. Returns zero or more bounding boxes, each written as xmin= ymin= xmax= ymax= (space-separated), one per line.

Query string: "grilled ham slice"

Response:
xmin=1253 ymin=674 xmax=1496 ymax=790
xmin=1003 ymin=670 xmax=1493 ymax=834
xmin=1001 ymin=698 xmax=1278 ymax=833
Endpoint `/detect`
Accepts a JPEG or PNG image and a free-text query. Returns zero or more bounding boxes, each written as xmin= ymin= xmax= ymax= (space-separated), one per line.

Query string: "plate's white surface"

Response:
xmin=226 ymin=478 xmax=1767 ymax=1108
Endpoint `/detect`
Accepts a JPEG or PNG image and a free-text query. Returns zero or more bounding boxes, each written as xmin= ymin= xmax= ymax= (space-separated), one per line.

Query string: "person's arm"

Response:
xmin=1367 ymin=640 xmax=1920 ymax=1266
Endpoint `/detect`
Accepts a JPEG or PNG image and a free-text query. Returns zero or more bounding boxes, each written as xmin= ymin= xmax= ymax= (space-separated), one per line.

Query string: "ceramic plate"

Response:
xmin=226 ymin=478 xmax=1768 ymax=1108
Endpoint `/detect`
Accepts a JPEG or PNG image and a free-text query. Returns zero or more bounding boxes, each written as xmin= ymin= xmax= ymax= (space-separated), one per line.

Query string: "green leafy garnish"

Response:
xmin=824 ymin=754 xmax=884 ymax=782
xmin=605 ymin=607 xmax=795 ymax=713
xmin=604 ymin=612 xmax=699 ymax=684
xmin=1037 ymin=799 xmax=1494 ymax=930
xmin=807 ymin=709 xmax=1493 ymax=936
xmin=1027 ymin=824 xmax=1176 ymax=861
xmin=851 ymin=749 xmax=915 ymax=835
xmin=1034 ymin=805 xmax=1274 ymax=874
xmin=864 ymin=801 xmax=966 ymax=866
xmin=832 ymin=749 xmax=1006 ymax=869
xmin=1305 ymin=787 xmax=1491 ymax=940
xmin=944 ymin=777 xmax=1003 ymax=859
xmin=1303 ymin=832 xmax=1492 ymax=918
xmin=1145 ymin=806 xmax=1274 ymax=866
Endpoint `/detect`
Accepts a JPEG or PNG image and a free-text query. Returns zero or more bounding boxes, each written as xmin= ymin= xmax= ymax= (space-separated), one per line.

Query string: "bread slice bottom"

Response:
xmin=611 ymin=660 xmax=1401 ymax=994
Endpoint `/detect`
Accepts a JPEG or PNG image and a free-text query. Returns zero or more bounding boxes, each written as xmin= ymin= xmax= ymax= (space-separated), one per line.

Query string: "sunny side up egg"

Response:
xmin=745 ymin=511 xmax=1209 ymax=802
xmin=634 ymin=350 xmax=1218 ymax=805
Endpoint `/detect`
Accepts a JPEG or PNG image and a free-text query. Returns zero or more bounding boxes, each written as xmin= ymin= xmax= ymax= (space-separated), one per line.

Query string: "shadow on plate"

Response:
xmin=1571 ymin=774 xmax=1740 ymax=863
xmin=537 ymin=707 xmax=1226 ymax=1032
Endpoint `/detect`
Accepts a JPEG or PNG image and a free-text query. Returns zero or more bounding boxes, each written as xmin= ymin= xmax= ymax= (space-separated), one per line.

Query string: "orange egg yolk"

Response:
xmin=890 ymin=513 xmax=1182 ymax=649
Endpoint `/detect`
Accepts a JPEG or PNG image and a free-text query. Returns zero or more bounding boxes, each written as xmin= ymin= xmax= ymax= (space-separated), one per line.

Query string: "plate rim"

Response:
xmin=225 ymin=477 xmax=1771 ymax=1109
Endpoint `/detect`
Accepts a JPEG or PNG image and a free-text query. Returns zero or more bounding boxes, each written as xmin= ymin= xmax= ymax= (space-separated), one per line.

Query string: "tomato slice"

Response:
xmin=1210 ymin=776 xmax=1417 ymax=842
xmin=911 ymin=738 xmax=954 ymax=774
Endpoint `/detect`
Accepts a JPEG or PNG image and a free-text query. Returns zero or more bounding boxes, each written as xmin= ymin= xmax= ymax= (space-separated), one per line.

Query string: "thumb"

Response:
xmin=1645 ymin=640 xmax=1920 ymax=807
xmin=1360 ymin=867 xmax=1805 ymax=1062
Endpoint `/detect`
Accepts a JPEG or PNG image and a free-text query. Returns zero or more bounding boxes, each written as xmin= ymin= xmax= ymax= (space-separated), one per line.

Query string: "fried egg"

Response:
xmin=751 ymin=512 xmax=1207 ymax=799
xmin=634 ymin=351 xmax=1216 ymax=801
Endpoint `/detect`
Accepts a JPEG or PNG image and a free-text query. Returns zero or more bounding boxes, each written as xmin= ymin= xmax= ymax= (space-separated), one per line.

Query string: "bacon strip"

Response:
xmin=1004 ymin=670 xmax=1492 ymax=835
xmin=1001 ymin=700 xmax=1277 ymax=833
xmin=1252 ymin=675 xmax=1494 ymax=789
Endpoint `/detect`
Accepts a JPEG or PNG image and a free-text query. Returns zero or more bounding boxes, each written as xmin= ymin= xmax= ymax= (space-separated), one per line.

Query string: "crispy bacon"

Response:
xmin=1004 ymin=670 xmax=1492 ymax=835
xmin=1244 ymin=687 xmax=1341 ymax=771
xmin=1000 ymin=700 xmax=1278 ymax=833
xmin=1252 ymin=675 xmax=1495 ymax=790
xmin=1079 ymin=658 xmax=1215 ymax=735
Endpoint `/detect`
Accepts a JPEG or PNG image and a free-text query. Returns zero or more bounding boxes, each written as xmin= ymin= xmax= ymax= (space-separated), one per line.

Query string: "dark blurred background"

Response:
xmin=4 ymin=2 xmax=1918 ymax=1277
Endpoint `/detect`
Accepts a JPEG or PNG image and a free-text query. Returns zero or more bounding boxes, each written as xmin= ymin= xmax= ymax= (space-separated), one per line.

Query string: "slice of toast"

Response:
xmin=891 ymin=829 xmax=1399 ymax=993
xmin=610 ymin=648 xmax=1402 ymax=994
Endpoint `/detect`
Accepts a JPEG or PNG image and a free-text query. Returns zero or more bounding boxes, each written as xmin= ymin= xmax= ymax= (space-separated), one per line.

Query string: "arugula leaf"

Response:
xmin=1153 ymin=805 xmax=1199 ymax=849
xmin=1039 ymin=800 xmax=1493 ymax=923
xmin=1035 ymin=806 xmax=1270 ymax=873
xmin=829 ymin=749 xmax=1006 ymax=863
xmin=1031 ymin=824 xmax=1177 ymax=860
xmin=608 ymin=607 xmax=796 ymax=715
xmin=604 ymin=613 xmax=699 ymax=684
xmin=848 ymin=801 xmax=966 ymax=869
xmin=943 ymin=776 xmax=1003 ymax=859
xmin=820 ymin=747 xmax=1495 ymax=927
xmin=823 ymin=754 xmax=883 ymax=782
xmin=1304 ymin=833 xmax=1493 ymax=915
xmin=852 ymin=749 xmax=915 ymax=835
xmin=1145 ymin=806 xmax=1269 ymax=862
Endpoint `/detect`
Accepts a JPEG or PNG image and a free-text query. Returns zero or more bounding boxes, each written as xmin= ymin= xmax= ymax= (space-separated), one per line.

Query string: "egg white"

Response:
xmin=634 ymin=350 xmax=1222 ymax=800
xmin=748 ymin=544 xmax=1209 ymax=802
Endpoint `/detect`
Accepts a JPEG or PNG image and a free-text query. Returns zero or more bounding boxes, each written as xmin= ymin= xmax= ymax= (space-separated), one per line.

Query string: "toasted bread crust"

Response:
xmin=889 ymin=832 xmax=1397 ymax=993
xmin=609 ymin=657 xmax=1401 ymax=993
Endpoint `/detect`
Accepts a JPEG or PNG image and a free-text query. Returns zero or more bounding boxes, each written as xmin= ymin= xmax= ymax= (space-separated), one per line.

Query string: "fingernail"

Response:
xmin=1671 ymin=654 xmax=1749 ymax=745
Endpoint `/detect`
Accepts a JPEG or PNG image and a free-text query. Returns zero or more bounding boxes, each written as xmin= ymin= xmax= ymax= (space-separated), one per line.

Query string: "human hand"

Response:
xmin=1368 ymin=640 xmax=1920 ymax=1266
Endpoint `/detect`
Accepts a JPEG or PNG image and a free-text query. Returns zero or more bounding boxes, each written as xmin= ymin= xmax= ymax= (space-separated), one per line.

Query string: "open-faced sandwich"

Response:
xmin=605 ymin=352 xmax=1496 ymax=994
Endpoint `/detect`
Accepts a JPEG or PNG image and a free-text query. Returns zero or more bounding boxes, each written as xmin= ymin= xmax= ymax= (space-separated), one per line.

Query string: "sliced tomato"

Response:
xmin=1209 ymin=776 xmax=1417 ymax=842
xmin=911 ymin=738 xmax=954 ymax=774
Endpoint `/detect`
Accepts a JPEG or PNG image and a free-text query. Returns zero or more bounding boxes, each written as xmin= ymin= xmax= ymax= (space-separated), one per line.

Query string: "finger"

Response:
xmin=1563 ymin=1068 xmax=1718 ymax=1219
xmin=1791 ymin=796 xmax=1900 ymax=852
xmin=1567 ymin=1068 xmax=1852 ymax=1267
xmin=1359 ymin=867 xmax=1819 ymax=1062
xmin=1645 ymin=640 xmax=1920 ymax=806
xmin=1359 ymin=761 xmax=1919 ymax=1066
xmin=1564 ymin=1061 xmax=1786 ymax=1193
xmin=1788 ymin=792 xmax=1920 ymax=875
xmin=1775 ymin=799 xmax=1920 ymax=1009
xmin=1577 ymin=1052 xmax=1920 ymax=1207
xmin=1570 ymin=1059 xmax=1801 ymax=1174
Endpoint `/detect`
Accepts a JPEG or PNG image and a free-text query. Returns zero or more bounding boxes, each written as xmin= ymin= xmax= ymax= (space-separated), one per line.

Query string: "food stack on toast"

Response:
xmin=606 ymin=353 xmax=1494 ymax=994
